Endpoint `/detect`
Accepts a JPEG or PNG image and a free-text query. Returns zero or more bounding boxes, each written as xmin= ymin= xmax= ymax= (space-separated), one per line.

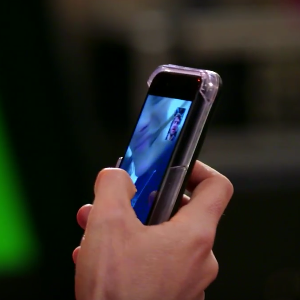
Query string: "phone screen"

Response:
xmin=120 ymin=95 xmax=192 ymax=223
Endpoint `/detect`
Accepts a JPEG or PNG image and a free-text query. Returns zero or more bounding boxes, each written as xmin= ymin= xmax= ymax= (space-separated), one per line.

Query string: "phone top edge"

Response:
xmin=147 ymin=64 xmax=220 ymax=105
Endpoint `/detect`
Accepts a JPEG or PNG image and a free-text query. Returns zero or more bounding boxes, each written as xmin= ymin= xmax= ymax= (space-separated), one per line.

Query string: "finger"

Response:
xmin=73 ymin=233 xmax=87 ymax=264
xmin=193 ymin=252 xmax=219 ymax=297
xmin=186 ymin=161 xmax=221 ymax=193
xmin=88 ymin=168 xmax=140 ymax=230
xmin=172 ymin=166 xmax=233 ymax=230
xmin=77 ymin=204 xmax=93 ymax=230
xmin=199 ymin=291 xmax=205 ymax=300
xmin=179 ymin=194 xmax=190 ymax=209
xmin=72 ymin=246 xmax=80 ymax=264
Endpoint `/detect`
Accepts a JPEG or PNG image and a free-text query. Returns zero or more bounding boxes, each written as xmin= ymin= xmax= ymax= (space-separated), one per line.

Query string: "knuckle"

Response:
xmin=89 ymin=206 xmax=126 ymax=231
xmin=203 ymin=176 xmax=233 ymax=217
xmin=217 ymin=175 xmax=234 ymax=199
xmin=207 ymin=199 xmax=224 ymax=218
xmin=208 ymin=254 xmax=219 ymax=282
xmin=101 ymin=207 xmax=126 ymax=225
xmin=192 ymin=228 xmax=216 ymax=253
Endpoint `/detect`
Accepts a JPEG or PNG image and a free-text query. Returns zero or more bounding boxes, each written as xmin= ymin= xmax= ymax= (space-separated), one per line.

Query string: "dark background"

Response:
xmin=0 ymin=0 xmax=300 ymax=299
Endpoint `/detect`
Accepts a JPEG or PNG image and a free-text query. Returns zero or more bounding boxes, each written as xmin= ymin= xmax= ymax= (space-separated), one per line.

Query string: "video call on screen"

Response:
xmin=120 ymin=95 xmax=192 ymax=223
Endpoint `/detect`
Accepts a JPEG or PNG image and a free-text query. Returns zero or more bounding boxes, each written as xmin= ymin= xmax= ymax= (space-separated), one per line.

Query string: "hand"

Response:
xmin=73 ymin=161 xmax=233 ymax=300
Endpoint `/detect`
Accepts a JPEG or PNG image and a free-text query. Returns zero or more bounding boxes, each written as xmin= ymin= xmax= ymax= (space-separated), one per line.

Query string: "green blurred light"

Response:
xmin=0 ymin=97 xmax=39 ymax=273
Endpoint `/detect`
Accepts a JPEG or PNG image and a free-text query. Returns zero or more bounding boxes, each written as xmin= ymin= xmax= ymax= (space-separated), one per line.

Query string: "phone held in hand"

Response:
xmin=115 ymin=65 xmax=222 ymax=225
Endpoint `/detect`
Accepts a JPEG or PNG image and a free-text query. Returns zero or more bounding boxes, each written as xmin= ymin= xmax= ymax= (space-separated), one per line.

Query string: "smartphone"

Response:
xmin=115 ymin=64 xmax=222 ymax=225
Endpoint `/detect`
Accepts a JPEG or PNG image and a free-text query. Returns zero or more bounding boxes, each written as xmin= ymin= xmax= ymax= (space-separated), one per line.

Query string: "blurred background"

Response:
xmin=0 ymin=0 xmax=300 ymax=299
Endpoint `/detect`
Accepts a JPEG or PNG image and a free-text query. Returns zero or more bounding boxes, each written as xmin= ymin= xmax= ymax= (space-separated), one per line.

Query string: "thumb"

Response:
xmin=89 ymin=168 xmax=139 ymax=227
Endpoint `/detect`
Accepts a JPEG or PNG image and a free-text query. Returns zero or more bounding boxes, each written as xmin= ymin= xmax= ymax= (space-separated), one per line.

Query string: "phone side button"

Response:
xmin=115 ymin=157 xmax=123 ymax=168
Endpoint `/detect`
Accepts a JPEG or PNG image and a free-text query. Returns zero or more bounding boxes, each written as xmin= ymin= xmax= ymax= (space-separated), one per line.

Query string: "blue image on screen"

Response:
xmin=120 ymin=95 xmax=192 ymax=224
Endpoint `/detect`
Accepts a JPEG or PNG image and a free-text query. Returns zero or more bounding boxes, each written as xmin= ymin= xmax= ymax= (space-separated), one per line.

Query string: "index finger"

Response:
xmin=171 ymin=161 xmax=233 ymax=230
xmin=185 ymin=160 xmax=221 ymax=193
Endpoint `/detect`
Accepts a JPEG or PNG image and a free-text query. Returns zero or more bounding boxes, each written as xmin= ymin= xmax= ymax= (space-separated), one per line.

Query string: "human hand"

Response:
xmin=73 ymin=160 xmax=233 ymax=300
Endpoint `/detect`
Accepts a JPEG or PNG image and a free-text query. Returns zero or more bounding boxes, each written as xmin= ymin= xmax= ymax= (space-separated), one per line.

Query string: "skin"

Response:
xmin=129 ymin=96 xmax=171 ymax=177
xmin=73 ymin=160 xmax=233 ymax=300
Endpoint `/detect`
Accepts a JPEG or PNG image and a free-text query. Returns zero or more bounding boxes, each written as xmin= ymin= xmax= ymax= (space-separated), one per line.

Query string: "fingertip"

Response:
xmin=199 ymin=162 xmax=234 ymax=199
xmin=77 ymin=204 xmax=93 ymax=229
xmin=187 ymin=161 xmax=221 ymax=192
xmin=94 ymin=168 xmax=136 ymax=198
xmin=222 ymin=175 xmax=234 ymax=199
xmin=179 ymin=194 xmax=190 ymax=209
xmin=72 ymin=246 xmax=80 ymax=264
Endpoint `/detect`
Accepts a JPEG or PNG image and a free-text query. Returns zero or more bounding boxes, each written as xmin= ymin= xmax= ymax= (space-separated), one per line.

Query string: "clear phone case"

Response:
xmin=147 ymin=65 xmax=221 ymax=225
xmin=147 ymin=64 xmax=220 ymax=104
xmin=116 ymin=64 xmax=221 ymax=225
